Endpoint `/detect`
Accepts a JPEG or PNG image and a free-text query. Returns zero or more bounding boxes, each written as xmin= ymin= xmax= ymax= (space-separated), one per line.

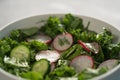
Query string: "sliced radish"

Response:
xmin=78 ymin=40 xmax=91 ymax=52
xmin=35 ymin=50 xmax=60 ymax=63
xmin=27 ymin=34 xmax=52 ymax=44
xmin=78 ymin=40 xmax=100 ymax=54
xmin=98 ymin=59 xmax=119 ymax=70
xmin=70 ymin=55 xmax=94 ymax=73
xmin=85 ymin=42 xmax=100 ymax=54
xmin=53 ymin=33 xmax=73 ymax=51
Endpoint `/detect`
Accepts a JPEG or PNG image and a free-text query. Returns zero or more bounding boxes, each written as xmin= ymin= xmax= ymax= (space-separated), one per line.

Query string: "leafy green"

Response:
xmin=92 ymin=46 xmax=105 ymax=64
xmin=21 ymin=41 xmax=48 ymax=62
xmin=0 ymin=40 xmax=11 ymax=57
xmin=61 ymin=44 xmax=83 ymax=60
xmin=29 ymin=40 xmax=48 ymax=51
xmin=68 ymin=29 xmax=97 ymax=43
xmin=68 ymin=29 xmax=82 ymax=43
xmin=49 ymin=66 xmax=76 ymax=78
xmin=10 ymin=27 xmax=39 ymax=42
xmin=0 ymin=37 xmax=19 ymax=58
xmin=96 ymin=28 xmax=113 ymax=47
xmin=107 ymin=42 xmax=120 ymax=59
xmin=3 ymin=37 xmax=19 ymax=48
xmin=40 ymin=17 xmax=64 ymax=38
xmin=21 ymin=71 xmax=43 ymax=80
xmin=62 ymin=14 xmax=84 ymax=30
xmin=21 ymin=40 xmax=48 ymax=51
xmin=62 ymin=14 xmax=75 ymax=28
xmin=40 ymin=14 xmax=85 ymax=40
xmin=67 ymin=44 xmax=84 ymax=60
xmin=61 ymin=14 xmax=86 ymax=43
xmin=96 ymin=28 xmax=120 ymax=59
xmin=10 ymin=29 xmax=23 ymax=42
xmin=0 ymin=37 xmax=19 ymax=72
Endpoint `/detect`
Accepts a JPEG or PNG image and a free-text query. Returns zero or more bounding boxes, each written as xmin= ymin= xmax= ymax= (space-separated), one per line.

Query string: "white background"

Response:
xmin=0 ymin=0 xmax=120 ymax=80
xmin=0 ymin=0 xmax=120 ymax=29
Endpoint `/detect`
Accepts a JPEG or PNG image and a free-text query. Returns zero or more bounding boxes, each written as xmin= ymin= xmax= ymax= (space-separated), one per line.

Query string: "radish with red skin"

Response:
xmin=35 ymin=50 xmax=60 ymax=63
xmin=53 ymin=33 xmax=73 ymax=51
xmin=78 ymin=40 xmax=100 ymax=54
xmin=70 ymin=55 xmax=94 ymax=73
xmin=98 ymin=59 xmax=119 ymax=70
xmin=27 ymin=34 xmax=52 ymax=44
xmin=78 ymin=40 xmax=91 ymax=52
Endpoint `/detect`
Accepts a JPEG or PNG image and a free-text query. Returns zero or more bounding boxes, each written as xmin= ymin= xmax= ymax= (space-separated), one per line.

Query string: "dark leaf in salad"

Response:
xmin=10 ymin=29 xmax=23 ymax=42
xmin=92 ymin=47 xmax=105 ymax=64
xmin=21 ymin=27 xmax=39 ymax=37
xmin=107 ymin=42 xmax=120 ymax=59
xmin=96 ymin=27 xmax=113 ymax=47
xmin=40 ymin=17 xmax=65 ymax=38
xmin=62 ymin=14 xmax=84 ymax=31
xmin=0 ymin=37 xmax=19 ymax=58
xmin=49 ymin=65 xmax=76 ymax=77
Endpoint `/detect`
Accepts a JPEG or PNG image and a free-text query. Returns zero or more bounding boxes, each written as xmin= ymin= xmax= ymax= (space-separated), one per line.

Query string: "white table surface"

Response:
xmin=0 ymin=0 xmax=120 ymax=80
xmin=0 ymin=0 xmax=120 ymax=29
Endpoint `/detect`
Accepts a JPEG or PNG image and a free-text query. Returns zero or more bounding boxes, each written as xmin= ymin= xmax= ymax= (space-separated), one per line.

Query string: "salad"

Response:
xmin=0 ymin=14 xmax=120 ymax=80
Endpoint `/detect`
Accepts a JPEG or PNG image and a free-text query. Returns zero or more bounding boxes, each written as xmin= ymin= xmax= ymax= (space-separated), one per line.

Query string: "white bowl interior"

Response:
xmin=0 ymin=14 xmax=120 ymax=80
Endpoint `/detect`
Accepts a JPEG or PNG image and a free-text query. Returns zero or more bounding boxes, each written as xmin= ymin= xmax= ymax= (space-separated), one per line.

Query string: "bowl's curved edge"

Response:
xmin=0 ymin=68 xmax=22 ymax=80
xmin=92 ymin=64 xmax=120 ymax=80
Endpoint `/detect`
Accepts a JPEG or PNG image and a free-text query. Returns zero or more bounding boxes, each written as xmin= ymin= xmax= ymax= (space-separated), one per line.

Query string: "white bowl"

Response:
xmin=0 ymin=14 xmax=120 ymax=80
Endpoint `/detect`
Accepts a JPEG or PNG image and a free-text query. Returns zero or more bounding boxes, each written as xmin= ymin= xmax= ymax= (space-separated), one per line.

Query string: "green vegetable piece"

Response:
xmin=30 ymin=40 xmax=48 ymax=51
xmin=107 ymin=43 xmax=120 ymax=59
xmin=61 ymin=44 xmax=83 ymax=60
xmin=96 ymin=27 xmax=113 ymax=47
xmin=92 ymin=46 xmax=105 ymax=63
xmin=10 ymin=29 xmax=23 ymax=41
xmin=21 ymin=27 xmax=39 ymax=36
xmin=50 ymin=65 xmax=76 ymax=77
xmin=68 ymin=44 xmax=83 ymax=60
xmin=40 ymin=17 xmax=64 ymax=38
xmin=32 ymin=59 xmax=50 ymax=76
xmin=10 ymin=45 xmax=30 ymax=61
xmin=59 ymin=77 xmax=78 ymax=80
xmin=21 ymin=71 xmax=43 ymax=80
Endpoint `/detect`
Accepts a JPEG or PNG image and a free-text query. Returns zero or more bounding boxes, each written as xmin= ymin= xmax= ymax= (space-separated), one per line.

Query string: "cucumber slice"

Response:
xmin=10 ymin=45 xmax=30 ymax=61
xmin=32 ymin=59 xmax=50 ymax=76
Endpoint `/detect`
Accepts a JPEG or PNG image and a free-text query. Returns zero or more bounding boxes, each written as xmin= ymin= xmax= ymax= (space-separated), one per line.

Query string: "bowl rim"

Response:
xmin=0 ymin=13 xmax=120 ymax=80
